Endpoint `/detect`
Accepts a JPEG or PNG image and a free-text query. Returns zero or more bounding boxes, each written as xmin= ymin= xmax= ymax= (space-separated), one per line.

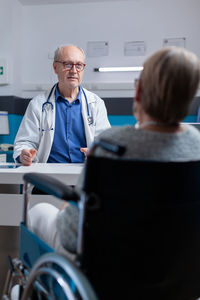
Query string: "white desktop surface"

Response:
xmin=0 ymin=163 xmax=83 ymax=185
xmin=0 ymin=163 xmax=83 ymax=225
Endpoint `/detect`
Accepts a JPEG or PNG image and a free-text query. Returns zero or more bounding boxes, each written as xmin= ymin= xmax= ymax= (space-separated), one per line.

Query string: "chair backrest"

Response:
xmin=81 ymin=156 xmax=200 ymax=300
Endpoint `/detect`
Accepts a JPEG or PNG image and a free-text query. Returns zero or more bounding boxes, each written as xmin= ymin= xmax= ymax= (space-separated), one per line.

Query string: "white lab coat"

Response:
xmin=13 ymin=86 xmax=111 ymax=162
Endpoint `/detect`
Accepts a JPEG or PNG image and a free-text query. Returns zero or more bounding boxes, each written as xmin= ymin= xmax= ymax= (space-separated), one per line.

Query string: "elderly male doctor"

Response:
xmin=14 ymin=45 xmax=110 ymax=165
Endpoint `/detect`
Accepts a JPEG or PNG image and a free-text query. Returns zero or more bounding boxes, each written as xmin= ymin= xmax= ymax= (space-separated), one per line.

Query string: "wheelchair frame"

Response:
xmin=2 ymin=174 xmax=98 ymax=300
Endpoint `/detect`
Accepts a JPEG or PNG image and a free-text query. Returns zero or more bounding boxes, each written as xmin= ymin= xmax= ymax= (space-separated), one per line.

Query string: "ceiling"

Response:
xmin=18 ymin=0 xmax=134 ymax=5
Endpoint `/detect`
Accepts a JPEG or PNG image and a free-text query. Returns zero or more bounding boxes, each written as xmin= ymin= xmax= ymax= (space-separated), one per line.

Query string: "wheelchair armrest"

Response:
xmin=23 ymin=172 xmax=79 ymax=202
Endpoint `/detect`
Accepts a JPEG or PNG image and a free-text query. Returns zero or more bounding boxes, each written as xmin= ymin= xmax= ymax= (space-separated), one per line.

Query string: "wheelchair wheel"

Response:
xmin=21 ymin=252 xmax=98 ymax=300
xmin=2 ymin=257 xmax=28 ymax=300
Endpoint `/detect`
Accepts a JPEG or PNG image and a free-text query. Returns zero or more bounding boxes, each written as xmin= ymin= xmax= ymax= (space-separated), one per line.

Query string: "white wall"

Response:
xmin=1 ymin=0 xmax=200 ymax=97
xmin=0 ymin=0 xmax=22 ymax=96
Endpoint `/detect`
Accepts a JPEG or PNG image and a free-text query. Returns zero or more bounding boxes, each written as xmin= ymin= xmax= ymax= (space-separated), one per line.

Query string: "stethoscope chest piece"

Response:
xmin=88 ymin=116 xmax=93 ymax=126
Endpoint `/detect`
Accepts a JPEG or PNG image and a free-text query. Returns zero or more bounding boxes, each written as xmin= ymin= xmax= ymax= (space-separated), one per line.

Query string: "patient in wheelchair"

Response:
xmin=28 ymin=46 xmax=200 ymax=259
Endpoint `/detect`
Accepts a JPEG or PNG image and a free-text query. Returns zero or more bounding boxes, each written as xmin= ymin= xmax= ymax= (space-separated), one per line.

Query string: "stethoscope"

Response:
xmin=41 ymin=83 xmax=93 ymax=132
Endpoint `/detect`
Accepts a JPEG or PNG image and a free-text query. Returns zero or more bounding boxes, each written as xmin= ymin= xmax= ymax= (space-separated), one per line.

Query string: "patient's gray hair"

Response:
xmin=54 ymin=45 xmax=85 ymax=61
xmin=139 ymin=46 xmax=200 ymax=124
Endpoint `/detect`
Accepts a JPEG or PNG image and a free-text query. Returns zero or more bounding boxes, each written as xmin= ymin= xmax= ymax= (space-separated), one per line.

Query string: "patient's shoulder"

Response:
xmin=98 ymin=125 xmax=134 ymax=140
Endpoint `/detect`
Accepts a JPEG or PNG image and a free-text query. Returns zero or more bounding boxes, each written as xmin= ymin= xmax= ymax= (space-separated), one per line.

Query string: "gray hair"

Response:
xmin=139 ymin=46 xmax=200 ymax=124
xmin=54 ymin=45 xmax=85 ymax=61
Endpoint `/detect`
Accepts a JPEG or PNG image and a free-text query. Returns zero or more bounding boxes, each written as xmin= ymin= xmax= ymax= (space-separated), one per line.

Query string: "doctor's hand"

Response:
xmin=20 ymin=149 xmax=37 ymax=166
xmin=80 ymin=147 xmax=88 ymax=159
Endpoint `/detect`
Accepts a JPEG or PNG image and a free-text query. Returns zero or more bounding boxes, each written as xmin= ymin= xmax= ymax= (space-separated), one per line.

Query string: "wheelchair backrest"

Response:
xmin=81 ymin=156 xmax=200 ymax=300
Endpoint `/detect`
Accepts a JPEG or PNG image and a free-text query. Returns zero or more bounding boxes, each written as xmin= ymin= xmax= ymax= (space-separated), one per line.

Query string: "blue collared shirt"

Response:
xmin=47 ymin=86 xmax=87 ymax=163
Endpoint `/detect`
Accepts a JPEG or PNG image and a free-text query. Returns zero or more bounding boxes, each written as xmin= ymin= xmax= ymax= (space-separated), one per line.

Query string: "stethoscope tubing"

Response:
xmin=41 ymin=84 xmax=93 ymax=131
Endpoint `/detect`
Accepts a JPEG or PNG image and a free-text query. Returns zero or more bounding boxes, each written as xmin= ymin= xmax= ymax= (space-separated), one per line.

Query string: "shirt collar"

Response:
xmin=55 ymin=84 xmax=82 ymax=103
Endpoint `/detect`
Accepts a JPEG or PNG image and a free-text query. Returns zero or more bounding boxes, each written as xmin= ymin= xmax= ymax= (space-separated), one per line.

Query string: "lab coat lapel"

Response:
xmin=47 ymin=85 xmax=56 ymax=132
xmin=81 ymin=88 xmax=94 ymax=147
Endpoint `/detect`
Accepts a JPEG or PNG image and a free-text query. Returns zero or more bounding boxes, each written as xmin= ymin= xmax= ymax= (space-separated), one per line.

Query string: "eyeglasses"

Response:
xmin=55 ymin=61 xmax=86 ymax=71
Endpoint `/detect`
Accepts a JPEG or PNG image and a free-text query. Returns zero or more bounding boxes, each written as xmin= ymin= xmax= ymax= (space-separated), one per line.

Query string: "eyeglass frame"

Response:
xmin=55 ymin=61 xmax=86 ymax=72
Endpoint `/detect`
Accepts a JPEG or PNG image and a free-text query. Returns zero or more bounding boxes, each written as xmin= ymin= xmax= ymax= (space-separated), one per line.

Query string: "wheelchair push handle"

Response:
xmin=23 ymin=172 xmax=79 ymax=201
xmin=89 ymin=139 xmax=126 ymax=156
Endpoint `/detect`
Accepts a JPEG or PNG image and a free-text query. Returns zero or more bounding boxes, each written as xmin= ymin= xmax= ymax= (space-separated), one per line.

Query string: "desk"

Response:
xmin=0 ymin=163 xmax=83 ymax=226
xmin=0 ymin=163 xmax=83 ymax=185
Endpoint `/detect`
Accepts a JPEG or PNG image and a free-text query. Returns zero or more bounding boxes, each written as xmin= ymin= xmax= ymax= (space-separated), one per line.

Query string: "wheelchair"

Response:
xmin=3 ymin=139 xmax=200 ymax=299
xmin=2 ymin=161 xmax=100 ymax=299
